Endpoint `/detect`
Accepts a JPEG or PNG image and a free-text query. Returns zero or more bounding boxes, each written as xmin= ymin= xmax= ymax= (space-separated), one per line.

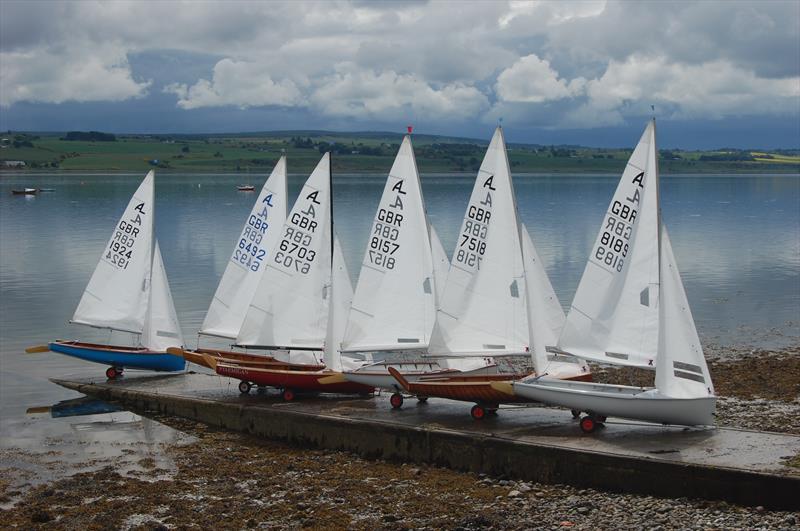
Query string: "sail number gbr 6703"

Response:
xmin=105 ymin=202 xmax=146 ymax=270
xmin=274 ymin=189 xmax=321 ymax=275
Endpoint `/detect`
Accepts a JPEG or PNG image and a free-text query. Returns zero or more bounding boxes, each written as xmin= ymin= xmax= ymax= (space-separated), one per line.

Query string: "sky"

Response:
xmin=0 ymin=0 xmax=798 ymax=149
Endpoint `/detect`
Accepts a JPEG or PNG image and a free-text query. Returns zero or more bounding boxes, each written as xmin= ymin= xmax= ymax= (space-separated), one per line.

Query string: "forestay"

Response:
xmin=141 ymin=242 xmax=184 ymax=351
xmin=655 ymin=226 xmax=714 ymax=398
xmin=72 ymin=171 xmax=155 ymax=334
xmin=520 ymin=224 xmax=565 ymax=372
xmin=237 ymin=154 xmax=333 ymax=350
xmin=200 ymin=157 xmax=287 ymax=339
xmin=428 ymin=127 xmax=529 ymax=356
xmin=342 ymin=136 xmax=437 ymax=352
xmin=557 ymin=121 xmax=660 ymax=368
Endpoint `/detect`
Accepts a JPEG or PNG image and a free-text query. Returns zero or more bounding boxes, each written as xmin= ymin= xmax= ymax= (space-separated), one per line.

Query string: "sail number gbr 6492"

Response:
xmin=105 ymin=202 xmax=146 ymax=270
xmin=233 ymin=192 xmax=274 ymax=272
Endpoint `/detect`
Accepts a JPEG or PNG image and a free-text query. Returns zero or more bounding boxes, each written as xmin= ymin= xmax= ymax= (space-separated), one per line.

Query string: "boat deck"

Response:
xmin=51 ymin=372 xmax=800 ymax=510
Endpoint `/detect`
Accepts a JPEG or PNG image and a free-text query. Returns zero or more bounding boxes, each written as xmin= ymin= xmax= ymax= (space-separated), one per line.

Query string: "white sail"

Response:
xmin=558 ymin=121 xmax=660 ymax=368
xmin=342 ymin=136 xmax=436 ymax=352
xmin=520 ymin=224 xmax=565 ymax=372
xmin=428 ymin=127 xmax=529 ymax=356
xmin=236 ymin=154 xmax=333 ymax=349
xmin=655 ymin=226 xmax=714 ymax=398
xmin=72 ymin=171 xmax=155 ymax=334
xmin=141 ymin=242 xmax=184 ymax=351
xmin=429 ymin=224 xmax=449 ymax=305
xmin=200 ymin=157 xmax=287 ymax=339
xmin=324 ymin=235 xmax=355 ymax=371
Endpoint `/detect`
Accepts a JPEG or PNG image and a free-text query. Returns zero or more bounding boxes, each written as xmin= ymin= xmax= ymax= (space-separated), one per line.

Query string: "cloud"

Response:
xmin=164 ymin=59 xmax=302 ymax=109
xmin=495 ymin=54 xmax=585 ymax=103
xmin=0 ymin=43 xmax=150 ymax=106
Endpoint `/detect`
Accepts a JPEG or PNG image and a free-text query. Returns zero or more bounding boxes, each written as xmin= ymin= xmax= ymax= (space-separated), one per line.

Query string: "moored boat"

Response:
xmin=237 ymin=184 xmax=255 ymax=191
xmin=11 ymin=187 xmax=38 ymax=195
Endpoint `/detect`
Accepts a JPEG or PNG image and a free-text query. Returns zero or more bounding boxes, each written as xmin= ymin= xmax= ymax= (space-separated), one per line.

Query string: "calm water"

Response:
xmin=0 ymin=172 xmax=798 ymax=396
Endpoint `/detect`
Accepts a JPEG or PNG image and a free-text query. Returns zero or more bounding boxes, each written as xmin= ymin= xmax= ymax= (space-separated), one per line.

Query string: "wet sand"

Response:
xmin=1 ymin=346 xmax=798 ymax=529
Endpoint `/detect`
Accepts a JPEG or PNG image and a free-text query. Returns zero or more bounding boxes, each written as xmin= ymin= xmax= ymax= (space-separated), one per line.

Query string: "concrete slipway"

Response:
xmin=52 ymin=372 xmax=799 ymax=510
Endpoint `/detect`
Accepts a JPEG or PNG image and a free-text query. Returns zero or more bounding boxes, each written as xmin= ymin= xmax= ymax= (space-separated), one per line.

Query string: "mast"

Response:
xmin=652 ymin=117 xmax=662 ymax=287
xmin=329 ymin=151 xmax=334 ymax=268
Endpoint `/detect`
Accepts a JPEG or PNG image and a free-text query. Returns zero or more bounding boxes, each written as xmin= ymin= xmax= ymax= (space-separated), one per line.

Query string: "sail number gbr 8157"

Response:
xmin=593 ymin=170 xmax=643 ymax=273
xmin=274 ymin=188 xmax=321 ymax=275
xmin=232 ymin=192 xmax=274 ymax=272
xmin=105 ymin=202 xmax=146 ymax=270
xmin=368 ymin=178 xmax=406 ymax=270
xmin=455 ymin=174 xmax=495 ymax=270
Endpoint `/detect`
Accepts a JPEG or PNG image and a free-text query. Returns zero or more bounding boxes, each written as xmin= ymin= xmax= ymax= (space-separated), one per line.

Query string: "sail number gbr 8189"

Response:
xmin=105 ymin=202 xmax=146 ymax=270
xmin=593 ymin=171 xmax=643 ymax=273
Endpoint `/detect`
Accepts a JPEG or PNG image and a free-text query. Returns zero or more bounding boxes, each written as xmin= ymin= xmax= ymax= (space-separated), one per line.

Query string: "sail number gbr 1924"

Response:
xmin=368 ymin=178 xmax=405 ymax=270
xmin=455 ymin=175 xmax=495 ymax=270
xmin=105 ymin=202 xmax=146 ymax=270
xmin=233 ymin=192 xmax=274 ymax=272
xmin=274 ymin=189 xmax=320 ymax=275
xmin=593 ymin=170 xmax=643 ymax=273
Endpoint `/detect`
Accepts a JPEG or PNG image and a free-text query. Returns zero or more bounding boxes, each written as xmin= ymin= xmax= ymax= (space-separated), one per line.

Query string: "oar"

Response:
xmin=25 ymin=345 xmax=51 ymax=353
xmin=387 ymin=367 xmax=411 ymax=391
xmin=26 ymin=406 xmax=51 ymax=414
xmin=489 ymin=381 xmax=515 ymax=396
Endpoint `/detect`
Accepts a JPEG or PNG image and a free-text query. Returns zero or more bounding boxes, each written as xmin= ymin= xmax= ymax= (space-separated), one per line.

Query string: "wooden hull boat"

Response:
xmin=388 ymin=364 xmax=592 ymax=419
xmin=168 ymin=347 xmax=282 ymax=370
xmin=214 ymin=360 xmax=374 ymax=400
xmin=48 ymin=340 xmax=185 ymax=378
xmin=510 ymin=377 xmax=716 ymax=431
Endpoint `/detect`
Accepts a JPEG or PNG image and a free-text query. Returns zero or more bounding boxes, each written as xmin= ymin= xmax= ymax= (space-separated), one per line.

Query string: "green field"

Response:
xmin=1 ymin=131 xmax=798 ymax=174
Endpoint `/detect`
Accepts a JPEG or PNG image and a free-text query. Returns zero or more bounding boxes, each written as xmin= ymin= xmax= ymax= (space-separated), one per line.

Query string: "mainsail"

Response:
xmin=324 ymin=235 xmax=355 ymax=371
xmin=428 ymin=127 xmax=529 ymax=356
xmin=557 ymin=121 xmax=660 ymax=368
xmin=342 ymin=136 xmax=437 ymax=352
xmin=141 ymin=242 xmax=184 ymax=351
xmin=200 ymin=157 xmax=287 ymax=339
xmin=72 ymin=171 xmax=155 ymax=334
xmin=237 ymin=154 xmax=333 ymax=350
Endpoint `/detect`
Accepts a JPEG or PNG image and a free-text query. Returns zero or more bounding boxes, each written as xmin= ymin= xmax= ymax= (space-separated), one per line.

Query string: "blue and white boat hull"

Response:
xmin=49 ymin=340 xmax=186 ymax=372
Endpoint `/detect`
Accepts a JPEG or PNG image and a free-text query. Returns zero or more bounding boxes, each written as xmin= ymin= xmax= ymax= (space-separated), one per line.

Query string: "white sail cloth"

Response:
xmin=237 ymin=154 xmax=333 ymax=350
xmin=342 ymin=135 xmax=438 ymax=352
xmin=72 ymin=171 xmax=155 ymax=334
xmin=428 ymin=127 xmax=529 ymax=357
xmin=200 ymin=157 xmax=287 ymax=339
xmin=557 ymin=121 xmax=660 ymax=368
xmin=141 ymin=242 xmax=185 ymax=351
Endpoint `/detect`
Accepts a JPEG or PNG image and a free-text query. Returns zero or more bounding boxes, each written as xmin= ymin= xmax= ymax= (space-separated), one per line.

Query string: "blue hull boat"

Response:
xmin=49 ymin=340 xmax=185 ymax=378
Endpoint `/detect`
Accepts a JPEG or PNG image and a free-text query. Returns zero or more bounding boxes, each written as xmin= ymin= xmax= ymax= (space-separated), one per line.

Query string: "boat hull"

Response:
xmin=170 ymin=348 xmax=323 ymax=371
xmin=216 ymin=363 xmax=374 ymax=395
xmin=49 ymin=340 xmax=185 ymax=372
xmin=343 ymin=360 xmax=500 ymax=392
xmin=512 ymin=378 xmax=716 ymax=426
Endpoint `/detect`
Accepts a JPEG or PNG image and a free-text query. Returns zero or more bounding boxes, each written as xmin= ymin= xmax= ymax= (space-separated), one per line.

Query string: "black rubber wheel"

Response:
xmin=282 ymin=388 xmax=295 ymax=402
xmin=390 ymin=392 xmax=404 ymax=409
xmin=471 ymin=404 xmax=486 ymax=420
xmin=106 ymin=367 xmax=118 ymax=379
xmin=238 ymin=380 xmax=252 ymax=394
xmin=416 ymin=396 xmax=429 ymax=403
xmin=580 ymin=415 xmax=597 ymax=434
xmin=571 ymin=409 xmax=581 ymax=419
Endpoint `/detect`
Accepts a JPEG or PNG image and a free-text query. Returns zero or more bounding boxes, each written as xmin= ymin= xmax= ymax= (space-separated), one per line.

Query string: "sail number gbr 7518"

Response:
xmin=455 ymin=175 xmax=495 ymax=270
xmin=105 ymin=202 xmax=146 ymax=270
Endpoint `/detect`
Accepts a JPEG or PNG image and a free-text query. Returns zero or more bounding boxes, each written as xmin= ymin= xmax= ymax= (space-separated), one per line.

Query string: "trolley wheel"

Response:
xmin=282 ymin=388 xmax=295 ymax=402
xmin=105 ymin=367 xmax=119 ymax=379
xmin=579 ymin=415 xmax=597 ymax=434
xmin=471 ymin=404 xmax=486 ymax=420
xmin=238 ymin=380 xmax=252 ymax=394
xmin=571 ymin=409 xmax=581 ymax=419
xmin=390 ymin=393 xmax=404 ymax=409
xmin=416 ymin=396 xmax=429 ymax=403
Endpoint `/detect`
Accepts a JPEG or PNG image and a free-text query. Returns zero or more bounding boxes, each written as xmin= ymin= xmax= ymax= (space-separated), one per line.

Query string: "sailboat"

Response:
xmin=28 ymin=171 xmax=186 ymax=378
xmin=211 ymin=153 xmax=374 ymax=399
xmin=322 ymin=134 xmax=495 ymax=404
xmin=387 ymin=127 xmax=590 ymax=418
xmin=167 ymin=156 xmax=321 ymax=371
xmin=507 ymin=120 xmax=716 ymax=432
